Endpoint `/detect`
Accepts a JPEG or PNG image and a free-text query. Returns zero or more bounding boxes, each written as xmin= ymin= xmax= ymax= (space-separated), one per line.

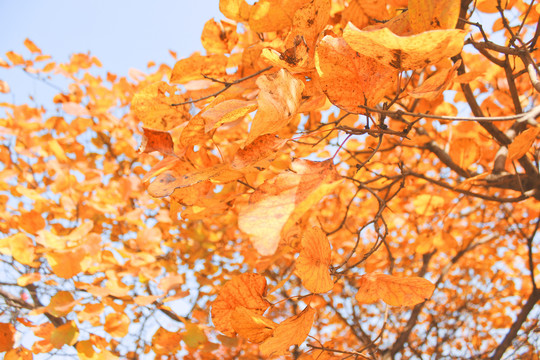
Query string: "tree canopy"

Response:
xmin=0 ymin=0 xmax=539 ymax=359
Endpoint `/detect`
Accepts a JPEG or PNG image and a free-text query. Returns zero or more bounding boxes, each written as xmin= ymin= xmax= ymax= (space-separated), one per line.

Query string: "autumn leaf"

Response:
xmin=0 ymin=323 xmax=15 ymax=352
xmin=211 ymin=273 xmax=271 ymax=336
xmin=231 ymin=134 xmax=287 ymax=170
xmin=200 ymin=98 xmax=257 ymax=132
xmin=0 ymin=80 xmax=9 ymax=93
xmin=152 ymin=328 xmax=183 ymax=355
xmin=137 ymin=128 xmax=175 ymax=156
xmin=170 ymin=53 xmax=228 ymax=84
xmin=507 ymin=127 xmax=540 ymax=163
xmin=232 ymin=307 xmax=277 ymax=344
xmin=259 ymin=306 xmax=316 ymax=357
xmin=50 ymin=321 xmax=79 ymax=349
xmin=248 ymin=0 xmax=309 ymax=33
xmin=238 ymin=159 xmax=342 ymax=256
xmin=296 ymin=226 xmax=334 ymax=293
xmin=104 ymin=312 xmax=130 ymax=338
xmin=47 ymin=291 xmax=77 ymax=317
xmin=219 ymin=0 xmax=251 ymax=22
xmin=409 ymin=60 xmax=461 ymax=100
xmin=246 ymin=69 xmax=304 ymax=144
xmin=201 ymin=18 xmax=239 ymax=54
xmin=449 ymin=137 xmax=481 ymax=169
xmin=131 ymin=81 xmax=188 ymax=131
xmin=315 ymin=35 xmax=398 ymax=112
xmin=408 ymin=0 xmax=461 ymax=33
xmin=355 ymin=273 xmax=435 ymax=306
xmin=24 ymin=38 xmax=42 ymax=54
xmin=343 ymin=23 xmax=467 ymax=70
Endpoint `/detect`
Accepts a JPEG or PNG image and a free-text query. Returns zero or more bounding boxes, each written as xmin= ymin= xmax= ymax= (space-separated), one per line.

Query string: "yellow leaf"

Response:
xmin=409 ymin=0 xmax=460 ymax=33
xmin=10 ymin=233 xmax=36 ymax=266
xmin=131 ymin=81 xmax=188 ymax=131
xmin=259 ymin=306 xmax=316 ymax=357
xmin=211 ymin=273 xmax=270 ymax=336
xmin=315 ymin=35 xmax=397 ymax=112
xmin=231 ymin=307 xmax=277 ymax=344
xmin=17 ymin=273 xmax=41 ymax=286
xmin=76 ymin=340 xmax=101 ymax=360
xmin=296 ymin=227 xmax=334 ymax=293
xmin=355 ymin=273 xmax=435 ymax=306
xmin=449 ymin=137 xmax=482 ymax=169
xmin=246 ymin=69 xmax=304 ymax=145
xmin=238 ymin=159 xmax=342 ymax=255
xmin=343 ymin=23 xmax=467 ymax=70
xmin=201 ymin=19 xmax=239 ymax=54
xmin=507 ymin=127 xmax=540 ymax=163
xmin=413 ymin=194 xmax=445 ymax=216
xmin=219 ymin=0 xmax=251 ymax=22
xmin=248 ymin=0 xmax=309 ymax=33
xmin=104 ymin=313 xmax=130 ymax=338
xmin=50 ymin=321 xmax=79 ymax=349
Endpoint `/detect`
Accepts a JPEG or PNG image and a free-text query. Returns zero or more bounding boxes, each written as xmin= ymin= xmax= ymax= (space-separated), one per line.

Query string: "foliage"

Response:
xmin=1 ymin=0 xmax=539 ymax=359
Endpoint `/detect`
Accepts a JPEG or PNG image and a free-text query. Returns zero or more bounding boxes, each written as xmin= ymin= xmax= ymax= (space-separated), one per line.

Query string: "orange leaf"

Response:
xmin=17 ymin=273 xmax=41 ymax=287
xmin=5 ymin=51 xmax=25 ymax=66
xmin=152 ymin=327 xmax=183 ymax=355
xmin=355 ymin=273 xmax=435 ymax=306
xmin=238 ymin=159 xmax=342 ymax=255
xmin=200 ymin=99 xmax=257 ymax=132
xmin=248 ymin=0 xmax=309 ymax=33
xmin=413 ymin=194 xmax=445 ymax=216
xmin=343 ymin=23 xmax=467 ymax=70
xmin=0 ymin=80 xmax=9 ymax=93
xmin=211 ymin=273 xmax=270 ymax=336
xmin=19 ymin=210 xmax=46 ymax=234
xmin=507 ymin=127 xmax=540 ymax=163
xmin=9 ymin=233 xmax=36 ymax=266
xmin=50 ymin=321 xmax=79 ymax=349
xmin=201 ymin=19 xmax=239 ymax=54
xmin=246 ymin=69 xmax=304 ymax=144
xmin=296 ymin=226 xmax=334 ymax=293
xmin=315 ymin=35 xmax=397 ymax=112
xmin=104 ymin=313 xmax=130 ymax=338
xmin=259 ymin=306 xmax=316 ymax=357
xmin=131 ymin=81 xmax=188 ymax=131
xmin=24 ymin=38 xmax=42 ymax=54
xmin=0 ymin=323 xmax=15 ymax=352
xmin=170 ymin=53 xmax=228 ymax=84
xmin=409 ymin=60 xmax=461 ymax=101
xmin=231 ymin=307 xmax=277 ymax=344
xmin=47 ymin=291 xmax=76 ymax=317
xmin=138 ymin=128 xmax=175 ymax=156
xmin=5 ymin=347 xmax=33 ymax=360
xmin=449 ymin=137 xmax=481 ymax=169
xmin=231 ymin=134 xmax=287 ymax=170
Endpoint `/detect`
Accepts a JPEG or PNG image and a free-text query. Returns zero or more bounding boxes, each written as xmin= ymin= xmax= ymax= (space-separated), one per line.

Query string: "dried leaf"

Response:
xmin=211 ymin=273 xmax=270 ymax=336
xmin=355 ymin=273 xmax=435 ymax=306
xmin=315 ymin=35 xmax=397 ymax=112
xmin=231 ymin=134 xmax=287 ymax=170
xmin=138 ymin=128 xmax=175 ymax=156
xmin=238 ymin=159 xmax=342 ymax=256
xmin=343 ymin=23 xmax=467 ymax=70
xmin=409 ymin=60 xmax=461 ymax=100
xmin=296 ymin=227 xmax=334 ymax=293
xmin=200 ymin=99 xmax=257 ymax=132
xmin=259 ymin=306 xmax=316 ymax=357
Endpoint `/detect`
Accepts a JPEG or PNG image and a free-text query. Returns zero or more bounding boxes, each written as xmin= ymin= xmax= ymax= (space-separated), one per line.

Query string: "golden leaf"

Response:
xmin=315 ymin=35 xmax=397 ymax=112
xmin=259 ymin=306 xmax=316 ymax=357
xmin=152 ymin=327 xmax=183 ymax=355
xmin=201 ymin=19 xmax=238 ymax=54
xmin=211 ymin=273 xmax=270 ymax=336
xmin=355 ymin=273 xmax=435 ymax=306
xmin=296 ymin=227 xmax=334 ymax=293
xmin=50 ymin=321 xmax=79 ymax=349
xmin=0 ymin=323 xmax=15 ymax=352
xmin=248 ymin=0 xmax=309 ymax=33
xmin=200 ymin=99 xmax=257 ymax=132
xmin=47 ymin=291 xmax=76 ymax=317
xmin=104 ymin=313 xmax=130 ymax=338
xmin=170 ymin=53 xmax=228 ymax=84
xmin=219 ymin=0 xmax=251 ymax=22
xmin=238 ymin=159 xmax=342 ymax=256
xmin=343 ymin=23 xmax=467 ymax=70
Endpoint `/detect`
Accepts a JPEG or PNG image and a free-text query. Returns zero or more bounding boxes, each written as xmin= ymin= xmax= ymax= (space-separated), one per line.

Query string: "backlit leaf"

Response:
xmin=238 ymin=159 xmax=342 ymax=256
xmin=138 ymin=128 xmax=175 ymax=156
xmin=170 ymin=53 xmax=228 ymax=84
xmin=259 ymin=306 xmax=316 ymax=357
xmin=50 ymin=321 xmax=79 ymax=349
xmin=232 ymin=307 xmax=277 ymax=344
xmin=315 ymin=35 xmax=397 ymax=112
xmin=507 ymin=127 xmax=540 ymax=163
xmin=449 ymin=137 xmax=481 ymax=169
xmin=0 ymin=323 xmax=15 ymax=352
xmin=343 ymin=23 xmax=467 ymax=70
xmin=355 ymin=273 xmax=435 ymax=306
xmin=104 ymin=313 xmax=130 ymax=338
xmin=211 ymin=273 xmax=270 ymax=336
xmin=296 ymin=226 xmax=334 ymax=293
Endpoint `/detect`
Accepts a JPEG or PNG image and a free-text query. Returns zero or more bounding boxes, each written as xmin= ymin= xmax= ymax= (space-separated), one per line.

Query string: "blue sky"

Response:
xmin=0 ymin=0 xmax=223 ymax=104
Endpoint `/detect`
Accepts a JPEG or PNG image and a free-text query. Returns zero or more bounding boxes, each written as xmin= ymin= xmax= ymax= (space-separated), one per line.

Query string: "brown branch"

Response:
xmin=171 ymin=66 xmax=272 ymax=106
xmin=490 ymin=288 xmax=540 ymax=360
